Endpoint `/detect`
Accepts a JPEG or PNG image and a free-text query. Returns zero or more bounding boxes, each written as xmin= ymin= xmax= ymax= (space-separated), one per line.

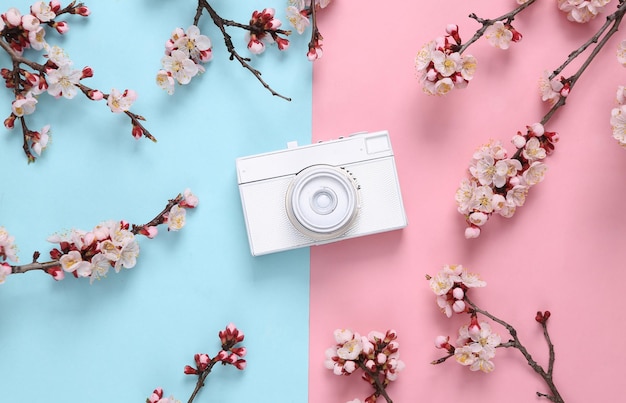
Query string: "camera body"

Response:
xmin=236 ymin=130 xmax=408 ymax=256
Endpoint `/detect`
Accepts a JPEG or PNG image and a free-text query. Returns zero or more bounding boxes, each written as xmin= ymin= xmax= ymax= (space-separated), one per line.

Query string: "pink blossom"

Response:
xmin=11 ymin=94 xmax=37 ymax=117
xmin=0 ymin=263 xmax=11 ymax=284
xmin=107 ymin=88 xmax=137 ymax=113
xmin=53 ymin=20 xmax=69 ymax=34
xmin=180 ymin=188 xmax=199 ymax=208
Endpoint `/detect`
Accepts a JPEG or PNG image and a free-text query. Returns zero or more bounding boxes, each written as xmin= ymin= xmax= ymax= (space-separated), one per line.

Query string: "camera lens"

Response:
xmin=286 ymin=165 xmax=360 ymax=240
xmin=310 ymin=188 xmax=338 ymax=215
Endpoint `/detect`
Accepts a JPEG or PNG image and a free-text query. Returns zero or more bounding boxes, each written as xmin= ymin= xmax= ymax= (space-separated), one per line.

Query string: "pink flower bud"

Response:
xmin=528 ymin=122 xmax=544 ymax=137
xmin=452 ymin=287 xmax=464 ymax=300
xmin=46 ymin=266 xmax=64 ymax=281
xmin=222 ymin=353 xmax=237 ymax=364
xmin=5 ymin=8 xmax=22 ymax=27
xmin=215 ymin=350 xmax=228 ymax=361
xmin=464 ymin=226 xmax=480 ymax=239
xmin=231 ymin=347 xmax=246 ymax=358
xmin=365 ymin=359 xmax=376 ymax=371
xmin=139 ymin=226 xmax=158 ymax=239
xmin=131 ymin=124 xmax=144 ymax=140
xmin=234 ymin=359 xmax=247 ymax=370
xmin=50 ymin=1 xmax=62 ymax=13
xmin=452 ymin=299 xmax=466 ymax=313
xmin=468 ymin=315 xmax=481 ymax=337
xmin=343 ymin=360 xmax=356 ymax=373
xmin=53 ymin=21 xmax=69 ymax=34
xmin=276 ymin=37 xmax=289 ymax=51
xmin=247 ymin=38 xmax=265 ymax=54
xmin=183 ymin=365 xmax=198 ymax=375
xmin=512 ymin=134 xmax=526 ymax=149
xmin=75 ymin=6 xmax=90 ymax=16
xmin=445 ymin=24 xmax=458 ymax=35
xmin=434 ymin=335 xmax=449 ymax=349
xmin=81 ymin=66 xmax=93 ymax=79
xmin=376 ymin=353 xmax=387 ymax=364
xmin=4 ymin=114 xmax=16 ymax=129
xmin=88 ymin=90 xmax=104 ymax=101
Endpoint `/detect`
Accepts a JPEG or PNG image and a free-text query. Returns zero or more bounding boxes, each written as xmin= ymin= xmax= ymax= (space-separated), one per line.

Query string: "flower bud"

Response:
xmin=445 ymin=24 xmax=458 ymax=35
xmin=183 ymin=365 xmax=198 ymax=375
xmin=512 ymin=134 xmax=527 ymax=149
xmin=4 ymin=114 xmax=16 ymax=129
xmin=452 ymin=287 xmax=464 ymax=300
xmin=464 ymin=226 xmax=480 ymax=239
xmin=528 ymin=122 xmax=544 ymax=137
xmin=434 ymin=335 xmax=449 ymax=349
xmin=53 ymin=21 xmax=69 ymax=34
xmin=452 ymin=299 xmax=466 ymax=313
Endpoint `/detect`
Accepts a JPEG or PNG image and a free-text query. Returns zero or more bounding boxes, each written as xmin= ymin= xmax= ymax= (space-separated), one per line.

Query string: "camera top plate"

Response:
xmin=236 ymin=131 xmax=393 ymax=184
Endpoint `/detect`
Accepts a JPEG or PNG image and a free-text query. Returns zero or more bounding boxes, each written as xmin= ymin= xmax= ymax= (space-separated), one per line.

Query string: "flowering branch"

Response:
xmin=1 ymin=1 xmax=155 ymax=163
xmin=147 ymin=323 xmax=246 ymax=403
xmin=0 ymin=189 xmax=198 ymax=284
xmin=464 ymin=297 xmax=563 ymax=403
xmin=197 ymin=0 xmax=291 ymax=100
xmin=428 ymin=265 xmax=564 ymax=403
xmin=156 ymin=1 xmax=331 ymax=100
xmin=457 ymin=0 xmax=537 ymax=55
xmin=324 ymin=329 xmax=405 ymax=403
xmin=416 ymin=0 xmax=626 ymax=237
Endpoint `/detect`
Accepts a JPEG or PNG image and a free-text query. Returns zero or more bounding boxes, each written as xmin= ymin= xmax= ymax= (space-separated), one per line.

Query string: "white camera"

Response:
xmin=236 ymin=130 xmax=408 ymax=256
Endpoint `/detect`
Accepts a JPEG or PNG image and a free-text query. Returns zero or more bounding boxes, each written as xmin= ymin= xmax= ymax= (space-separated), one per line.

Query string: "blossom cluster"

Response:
xmin=1 ymin=189 xmax=197 ymax=284
xmin=558 ymin=0 xmax=611 ymax=23
xmin=435 ymin=317 xmax=501 ymax=373
xmin=415 ymin=24 xmax=477 ymax=96
xmin=428 ymin=264 xmax=486 ymax=317
xmin=149 ymin=323 xmax=246 ymax=403
xmin=184 ymin=323 xmax=247 ymax=374
xmin=1 ymin=1 xmax=153 ymax=162
xmin=455 ymin=122 xmax=557 ymax=238
xmin=246 ymin=8 xmax=289 ymax=55
xmin=428 ymin=265 xmax=502 ymax=374
xmin=428 ymin=266 xmax=564 ymax=400
xmin=156 ymin=25 xmax=212 ymax=94
xmin=286 ymin=0 xmax=331 ymax=60
xmin=325 ymin=328 xmax=404 ymax=403
xmin=46 ymin=189 xmax=197 ymax=283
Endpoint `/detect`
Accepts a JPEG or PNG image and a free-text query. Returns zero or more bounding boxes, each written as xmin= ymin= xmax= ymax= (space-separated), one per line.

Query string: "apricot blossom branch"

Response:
xmin=147 ymin=323 xmax=246 ymax=403
xmin=1 ymin=1 xmax=155 ymax=163
xmin=324 ymin=329 xmax=404 ymax=403
xmin=416 ymin=0 xmax=626 ymax=237
xmin=196 ymin=0 xmax=291 ymax=100
xmin=457 ymin=0 xmax=537 ymax=55
xmin=155 ymin=1 xmax=331 ymax=100
xmin=428 ymin=265 xmax=564 ymax=403
xmin=0 ymin=189 xmax=198 ymax=284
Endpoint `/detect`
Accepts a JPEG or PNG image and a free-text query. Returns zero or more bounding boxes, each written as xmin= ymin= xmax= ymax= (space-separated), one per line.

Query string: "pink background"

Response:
xmin=309 ymin=1 xmax=626 ymax=402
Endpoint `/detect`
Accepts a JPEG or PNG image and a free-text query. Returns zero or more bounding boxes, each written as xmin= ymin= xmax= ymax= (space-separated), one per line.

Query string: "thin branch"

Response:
xmin=457 ymin=0 xmax=537 ymax=54
xmin=464 ymin=296 xmax=564 ymax=403
xmin=356 ymin=360 xmax=393 ymax=403
xmin=195 ymin=0 xmax=291 ymax=101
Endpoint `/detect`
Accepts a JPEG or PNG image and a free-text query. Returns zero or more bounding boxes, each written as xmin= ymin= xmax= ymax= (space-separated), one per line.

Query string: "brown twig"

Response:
xmin=356 ymin=360 xmax=393 ymax=403
xmin=194 ymin=0 xmax=292 ymax=101
xmin=456 ymin=0 xmax=537 ymax=54
xmin=464 ymin=296 xmax=564 ymax=403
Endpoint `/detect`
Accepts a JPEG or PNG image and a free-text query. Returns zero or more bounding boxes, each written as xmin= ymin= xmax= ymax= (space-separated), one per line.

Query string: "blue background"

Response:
xmin=0 ymin=1 xmax=311 ymax=402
